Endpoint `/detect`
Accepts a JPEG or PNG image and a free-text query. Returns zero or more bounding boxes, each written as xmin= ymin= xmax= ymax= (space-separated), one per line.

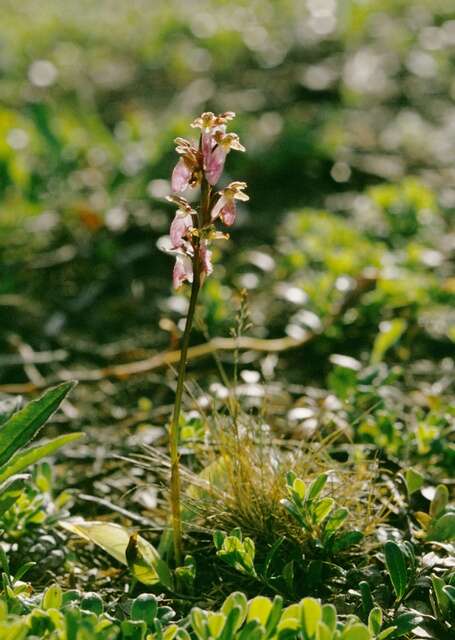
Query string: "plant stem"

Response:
xmin=169 ymin=261 xmax=200 ymax=566
xmin=169 ymin=175 xmax=210 ymax=566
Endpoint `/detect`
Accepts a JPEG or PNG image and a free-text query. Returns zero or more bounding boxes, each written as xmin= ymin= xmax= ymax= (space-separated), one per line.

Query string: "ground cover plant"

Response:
xmin=0 ymin=1 xmax=454 ymax=639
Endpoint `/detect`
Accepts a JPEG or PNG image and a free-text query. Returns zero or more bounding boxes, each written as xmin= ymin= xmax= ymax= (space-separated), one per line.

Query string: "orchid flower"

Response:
xmin=165 ymin=112 xmax=247 ymax=288
xmin=210 ymin=181 xmax=249 ymax=226
xmin=162 ymin=111 xmax=248 ymax=566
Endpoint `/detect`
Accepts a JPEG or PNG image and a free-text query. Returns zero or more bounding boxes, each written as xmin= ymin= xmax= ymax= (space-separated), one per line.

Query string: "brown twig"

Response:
xmin=0 ymin=275 xmax=376 ymax=395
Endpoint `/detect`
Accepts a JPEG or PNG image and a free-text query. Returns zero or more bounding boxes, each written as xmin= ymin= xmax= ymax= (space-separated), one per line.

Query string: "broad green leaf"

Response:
xmin=307 ymin=474 xmax=328 ymax=502
xmin=221 ymin=592 xmax=248 ymax=625
xmin=207 ymin=612 xmax=226 ymax=638
xmin=0 ymin=433 xmax=83 ymax=484
xmin=0 ymin=382 xmax=75 ymax=467
xmin=427 ymin=513 xmax=455 ymax=542
xmin=131 ymin=593 xmax=158 ymax=625
xmin=300 ymin=597 xmax=322 ymax=638
xmin=404 ymin=468 xmax=424 ymax=495
xmin=316 ymin=621 xmax=332 ymax=640
xmin=126 ymin=532 xmax=174 ymax=590
xmin=247 ymin=596 xmax=273 ymax=626
xmin=431 ymin=575 xmax=450 ymax=617
xmin=321 ymin=604 xmax=336 ymax=632
xmin=368 ymin=607 xmax=382 ymax=635
xmin=324 ymin=508 xmax=349 ymax=536
xmin=341 ymin=624 xmax=370 ymax=640
xmin=191 ymin=608 xmax=209 ymax=640
xmin=280 ymin=603 xmax=300 ymax=623
xmin=384 ymin=541 xmax=408 ymax=601
xmin=42 ymin=584 xmax=62 ymax=610
xmin=313 ymin=497 xmax=334 ymax=523
xmin=221 ymin=606 xmax=244 ymax=640
xmin=371 ymin=319 xmax=407 ymax=364
xmin=292 ymin=478 xmax=306 ymax=501
xmin=377 ymin=628 xmax=396 ymax=640
xmin=60 ymin=520 xmax=130 ymax=564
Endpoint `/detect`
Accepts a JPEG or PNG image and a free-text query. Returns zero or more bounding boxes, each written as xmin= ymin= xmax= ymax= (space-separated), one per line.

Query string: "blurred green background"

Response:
xmin=0 ymin=0 xmax=454 ymax=403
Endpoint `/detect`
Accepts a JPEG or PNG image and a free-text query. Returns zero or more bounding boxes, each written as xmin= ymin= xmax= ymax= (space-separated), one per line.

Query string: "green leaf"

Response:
xmin=377 ymin=627 xmax=397 ymax=640
xmin=359 ymin=581 xmax=374 ymax=618
xmin=126 ymin=532 xmax=174 ymax=590
xmin=429 ymin=485 xmax=449 ymax=519
xmin=265 ymin=596 xmax=283 ymax=638
xmin=384 ymin=541 xmax=408 ymax=601
xmin=221 ymin=592 xmax=248 ymax=626
xmin=317 ymin=622 xmax=333 ymax=640
xmin=331 ymin=531 xmax=363 ymax=553
xmin=61 ymin=519 xmax=173 ymax=589
xmin=427 ymin=513 xmax=455 ymax=542
xmin=307 ymin=474 xmax=328 ymax=502
xmin=368 ymin=607 xmax=382 ymax=635
xmin=324 ymin=508 xmax=349 ymax=536
xmin=131 ymin=594 xmax=158 ymax=625
xmin=321 ymin=604 xmax=336 ymax=632
xmin=247 ymin=596 xmax=273 ymax=626
xmin=390 ymin=611 xmax=422 ymax=636
xmin=300 ymin=597 xmax=322 ymax=638
xmin=341 ymin=624 xmax=370 ymax=640
xmin=191 ymin=608 xmax=209 ymax=640
xmin=404 ymin=468 xmax=424 ymax=495
xmin=431 ymin=575 xmax=450 ymax=617
xmin=206 ymin=612 xmax=225 ymax=638
xmin=42 ymin=584 xmax=63 ymax=610
xmin=313 ymin=497 xmax=334 ymax=524
xmin=443 ymin=585 xmax=455 ymax=606
xmin=371 ymin=319 xmax=407 ymax=364
xmin=0 ymin=433 xmax=83 ymax=485
xmin=0 ymin=382 xmax=76 ymax=467
xmin=0 ymin=474 xmax=27 ymax=516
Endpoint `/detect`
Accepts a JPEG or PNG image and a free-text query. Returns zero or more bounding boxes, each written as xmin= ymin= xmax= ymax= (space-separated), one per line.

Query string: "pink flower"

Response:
xmin=171 ymin=158 xmax=192 ymax=192
xmin=204 ymin=145 xmax=227 ymax=186
xmin=173 ymin=253 xmax=194 ymax=289
xmin=211 ymin=181 xmax=249 ymax=226
xmin=200 ymin=240 xmax=213 ymax=279
xmin=170 ymin=211 xmax=193 ymax=247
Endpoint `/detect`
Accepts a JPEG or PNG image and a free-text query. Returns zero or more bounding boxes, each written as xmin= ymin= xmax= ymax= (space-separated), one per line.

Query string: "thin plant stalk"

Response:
xmin=164 ymin=112 xmax=247 ymax=566
xmin=169 ymin=178 xmax=211 ymax=566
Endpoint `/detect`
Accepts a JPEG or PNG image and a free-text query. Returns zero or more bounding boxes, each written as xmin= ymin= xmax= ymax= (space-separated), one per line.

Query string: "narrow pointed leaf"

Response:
xmin=0 ymin=382 xmax=76 ymax=467
xmin=384 ymin=541 xmax=408 ymax=600
xmin=0 ymin=433 xmax=83 ymax=485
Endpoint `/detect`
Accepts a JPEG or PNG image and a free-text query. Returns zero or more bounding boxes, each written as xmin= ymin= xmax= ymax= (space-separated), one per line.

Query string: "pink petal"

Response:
xmin=210 ymin=195 xmax=226 ymax=222
xmin=202 ymin=130 xmax=214 ymax=162
xmin=171 ymin=158 xmax=192 ymax=192
xmin=221 ymin=199 xmax=236 ymax=226
xmin=170 ymin=212 xmax=192 ymax=247
xmin=200 ymin=241 xmax=213 ymax=277
xmin=173 ymin=254 xmax=193 ymax=289
xmin=204 ymin=145 xmax=227 ymax=185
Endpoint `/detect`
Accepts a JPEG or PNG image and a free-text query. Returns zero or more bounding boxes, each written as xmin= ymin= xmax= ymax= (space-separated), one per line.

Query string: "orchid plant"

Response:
xmin=162 ymin=112 xmax=248 ymax=565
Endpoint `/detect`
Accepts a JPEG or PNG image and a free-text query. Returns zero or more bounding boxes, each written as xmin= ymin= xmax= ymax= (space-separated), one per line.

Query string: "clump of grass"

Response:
xmin=185 ymin=412 xmax=384 ymax=546
xmin=141 ymin=401 xmax=389 ymax=602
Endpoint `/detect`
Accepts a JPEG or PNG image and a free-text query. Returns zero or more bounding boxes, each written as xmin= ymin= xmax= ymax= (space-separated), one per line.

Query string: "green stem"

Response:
xmin=169 ymin=175 xmax=210 ymax=566
xmin=169 ymin=259 xmax=200 ymax=566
